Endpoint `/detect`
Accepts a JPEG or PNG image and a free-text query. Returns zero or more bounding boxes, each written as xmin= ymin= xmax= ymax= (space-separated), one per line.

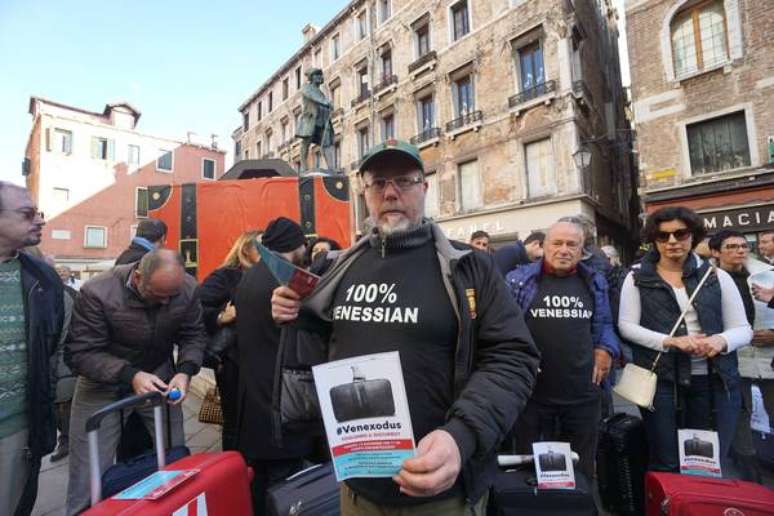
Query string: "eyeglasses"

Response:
xmin=723 ymin=243 xmax=750 ymax=251
xmin=363 ymin=175 xmax=423 ymax=193
xmin=654 ymin=229 xmax=692 ymax=243
xmin=0 ymin=208 xmax=44 ymax=221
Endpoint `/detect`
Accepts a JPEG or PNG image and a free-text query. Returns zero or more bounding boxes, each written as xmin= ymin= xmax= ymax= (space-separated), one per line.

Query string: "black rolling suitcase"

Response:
xmin=683 ymin=435 xmax=714 ymax=458
xmin=537 ymin=450 xmax=567 ymax=472
xmin=329 ymin=367 xmax=395 ymax=422
xmin=596 ymin=413 xmax=647 ymax=516
xmin=266 ymin=462 xmax=339 ymax=516
xmin=488 ymin=464 xmax=596 ymax=515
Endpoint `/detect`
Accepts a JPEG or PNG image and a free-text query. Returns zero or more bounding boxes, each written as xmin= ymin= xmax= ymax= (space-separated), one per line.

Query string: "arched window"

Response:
xmin=671 ymin=1 xmax=728 ymax=78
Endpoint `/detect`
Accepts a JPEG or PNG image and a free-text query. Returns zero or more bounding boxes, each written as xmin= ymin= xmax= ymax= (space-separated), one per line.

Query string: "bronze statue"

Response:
xmin=296 ymin=68 xmax=335 ymax=173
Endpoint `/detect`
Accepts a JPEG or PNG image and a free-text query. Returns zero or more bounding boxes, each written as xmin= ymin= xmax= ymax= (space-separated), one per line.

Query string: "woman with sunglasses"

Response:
xmin=618 ymin=206 xmax=752 ymax=473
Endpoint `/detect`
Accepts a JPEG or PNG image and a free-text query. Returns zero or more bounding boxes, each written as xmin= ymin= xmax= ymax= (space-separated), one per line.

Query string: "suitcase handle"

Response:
xmin=87 ymin=392 xmax=167 ymax=507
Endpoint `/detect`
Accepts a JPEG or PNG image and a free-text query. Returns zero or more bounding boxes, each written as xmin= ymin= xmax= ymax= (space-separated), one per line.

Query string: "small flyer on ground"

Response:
xmin=312 ymin=351 xmax=415 ymax=481
xmin=678 ymin=429 xmax=722 ymax=477
xmin=113 ymin=470 xmax=199 ymax=500
xmin=532 ymin=442 xmax=575 ymax=490
xmin=256 ymin=242 xmax=320 ymax=298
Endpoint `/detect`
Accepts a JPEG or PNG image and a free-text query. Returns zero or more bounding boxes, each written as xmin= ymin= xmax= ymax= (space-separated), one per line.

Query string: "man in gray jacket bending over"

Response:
xmin=65 ymin=249 xmax=206 ymax=514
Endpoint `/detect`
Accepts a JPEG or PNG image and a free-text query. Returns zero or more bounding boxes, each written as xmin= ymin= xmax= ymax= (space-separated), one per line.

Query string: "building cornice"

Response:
xmin=237 ymin=0 xmax=367 ymax=112
xmin=642 ymin=168 xmax=774 ymax=203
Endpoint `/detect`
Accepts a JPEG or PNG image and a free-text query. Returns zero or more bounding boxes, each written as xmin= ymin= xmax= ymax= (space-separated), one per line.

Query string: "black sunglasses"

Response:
xmin=654 ymin=229 xmax=692 ymax=243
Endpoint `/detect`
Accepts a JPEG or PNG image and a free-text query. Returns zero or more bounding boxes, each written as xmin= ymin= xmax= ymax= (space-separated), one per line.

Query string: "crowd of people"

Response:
xmin=0 ymin=136 xmax=772 ymax=515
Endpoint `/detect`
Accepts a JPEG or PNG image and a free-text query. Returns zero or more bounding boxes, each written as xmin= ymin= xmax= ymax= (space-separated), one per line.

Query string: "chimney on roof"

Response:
xmin=302 ymin=23 xmax=319 ymax=44
xmin=210 ymin=134 xmax=219 ymax=150
xmin=187 ymin=131 xmax=196 ymax=144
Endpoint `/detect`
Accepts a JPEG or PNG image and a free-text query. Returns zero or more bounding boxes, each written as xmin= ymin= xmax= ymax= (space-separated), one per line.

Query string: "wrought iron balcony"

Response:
xmin=445 ymin=110 xmax=483 ymax=133
xmin=373 ymin=74 xmax=398 ymax=95
xmin=572 ymin=80 xmax=592 ymax=103
xmin=408 ymin=50 xmax=437 ymax=74
xmin=351 ymin=89 xmax=371 ymax=107
xmin=410 ymin=127 xmax=441 ymax=146
xmin=508 ymin=80 xmax=557 ymax=108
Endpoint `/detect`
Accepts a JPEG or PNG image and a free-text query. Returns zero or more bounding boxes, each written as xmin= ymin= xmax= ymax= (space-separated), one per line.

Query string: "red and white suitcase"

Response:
xmin=645 ymin=472 xmax=774 ymax=516
xmin=83 ymin=392 xmax=253 ymax=515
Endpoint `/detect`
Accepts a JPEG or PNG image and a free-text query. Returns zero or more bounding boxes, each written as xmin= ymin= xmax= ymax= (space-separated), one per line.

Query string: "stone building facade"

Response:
xmin=626 ymin=0 xmax=774 ymax=248
xmin=236 ymin=0 xmax=637 ymax=248
xmin=24 ymin=97 xmax=225 ymax=276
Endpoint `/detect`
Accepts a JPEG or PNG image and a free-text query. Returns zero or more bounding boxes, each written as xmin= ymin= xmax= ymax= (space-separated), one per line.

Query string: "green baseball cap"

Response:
xmin=358 ymin=139 xmax=424 ymax=174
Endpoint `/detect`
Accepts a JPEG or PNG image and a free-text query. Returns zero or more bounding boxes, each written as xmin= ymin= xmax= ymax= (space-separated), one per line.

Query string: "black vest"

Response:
xmin=631 ymin=252 xmax=739 ymax=388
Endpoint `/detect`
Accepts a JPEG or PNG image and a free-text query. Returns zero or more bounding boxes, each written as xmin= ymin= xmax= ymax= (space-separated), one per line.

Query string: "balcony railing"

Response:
xmin=508 ymin=80 xmax=557 ymax=108
xmin=351 ymin=89 xmax=371 ymax=107
xmin=572 ymin=80 xmax=592 ymax=103
xmin=373 ymin=74 xmax=398 ymax=95
xmin=410 ymin=127 xmax=441 ymax=146
xmin=445 ymin=110 xmax=483 ymax=132
xmin=408 ymin=50 xmax=437 ymax=73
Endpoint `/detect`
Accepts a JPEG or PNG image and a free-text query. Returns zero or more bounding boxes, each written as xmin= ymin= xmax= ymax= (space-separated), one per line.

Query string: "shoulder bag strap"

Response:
xmin=650 ymin=264 xmax=716 ymax=371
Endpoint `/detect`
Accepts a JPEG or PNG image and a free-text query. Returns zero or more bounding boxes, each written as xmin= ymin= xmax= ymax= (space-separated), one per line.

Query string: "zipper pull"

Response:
xmin=381 ymin=236 xmax=386 ymax=258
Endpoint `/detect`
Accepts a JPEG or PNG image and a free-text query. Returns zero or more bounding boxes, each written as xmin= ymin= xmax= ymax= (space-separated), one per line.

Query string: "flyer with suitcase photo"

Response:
xmin=678 ymin=429 xmax=721 ymax=477
xmin=531 ymin=442 xmax=575 ymax=490
xmin=312 ymin=351 xmax=415 ymax=481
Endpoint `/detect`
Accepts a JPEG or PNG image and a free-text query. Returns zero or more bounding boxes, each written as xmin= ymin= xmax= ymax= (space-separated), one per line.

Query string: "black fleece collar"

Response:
xmin=368 ymin=221 xmax=433 ymax=253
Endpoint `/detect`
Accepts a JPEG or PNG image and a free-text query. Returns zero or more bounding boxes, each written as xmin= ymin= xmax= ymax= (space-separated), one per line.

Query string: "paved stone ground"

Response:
xmin=32 ymin=392 xmax=222 ymax=516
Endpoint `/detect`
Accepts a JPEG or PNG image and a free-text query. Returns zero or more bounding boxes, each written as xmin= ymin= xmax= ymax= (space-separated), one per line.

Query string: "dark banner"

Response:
xmin=701 ymin=204 xmax=774 ymax=234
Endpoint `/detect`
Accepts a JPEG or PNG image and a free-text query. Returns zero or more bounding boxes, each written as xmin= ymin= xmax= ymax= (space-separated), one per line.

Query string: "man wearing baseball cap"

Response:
xmin=272 ymin=140 xmax=539 ymax=514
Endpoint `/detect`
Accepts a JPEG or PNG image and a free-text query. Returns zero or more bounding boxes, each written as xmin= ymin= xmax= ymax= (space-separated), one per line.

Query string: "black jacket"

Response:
xmin=296 ymin=222 xmax=540 ymax=503
xmin=233 ymin=262 xmax=315 ymax=460
xmin=18 ymin=252 xmax=64 ymax=457
xmin=114 ymin=242 xmax=150 ymax=265
xmin=198 ymin=266 xmax=243 ymax=337
xmin=494 ymin=240 xmax=531 ymax=277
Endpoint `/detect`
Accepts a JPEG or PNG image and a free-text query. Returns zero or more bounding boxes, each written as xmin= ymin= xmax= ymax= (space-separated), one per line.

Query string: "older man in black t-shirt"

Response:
xmin=506 ymin=220 xmax=621 ymax=480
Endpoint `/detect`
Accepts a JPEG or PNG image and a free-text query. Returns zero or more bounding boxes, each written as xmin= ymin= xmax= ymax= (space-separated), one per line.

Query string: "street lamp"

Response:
xmin=572 ymin=145 xmax=592 ymax=170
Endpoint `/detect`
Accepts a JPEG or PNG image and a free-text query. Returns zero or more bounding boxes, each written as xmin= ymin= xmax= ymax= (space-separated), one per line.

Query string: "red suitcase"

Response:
xmin=83 ymin=392 xmax=253 ymax=515
xmin=645 ymin=472 xmax=774 ymax=516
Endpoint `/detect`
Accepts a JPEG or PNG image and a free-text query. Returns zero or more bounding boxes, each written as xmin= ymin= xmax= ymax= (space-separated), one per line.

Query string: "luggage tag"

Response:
xmin=113 ymin=469 xmax=199 ymax=500
xmin=531 ymin=442 xmax=575 ymax=489
xmin=677 ymin=429 xmax=721 ymax=477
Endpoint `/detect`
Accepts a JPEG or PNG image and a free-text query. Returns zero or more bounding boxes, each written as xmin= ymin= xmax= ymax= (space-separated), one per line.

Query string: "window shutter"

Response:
xmin=107 ymin=139 xmax=115 ymax=161
xmin=45 ymin=128 xmax=51 ymax=152
xmin=90 ymin=137 xmax=99 ymax=159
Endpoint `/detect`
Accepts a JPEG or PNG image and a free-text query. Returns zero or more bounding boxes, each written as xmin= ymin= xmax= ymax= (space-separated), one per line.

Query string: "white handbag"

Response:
xmin=613 ymin=265 xmax=715 ymax=411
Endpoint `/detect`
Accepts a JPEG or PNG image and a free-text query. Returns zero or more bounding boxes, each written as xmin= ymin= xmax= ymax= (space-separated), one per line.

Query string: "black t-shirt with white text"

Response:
xmin=329 ymin=232 xmax=459 ymax=506
xmin=526 ymin=273 xmax=597 ymax=405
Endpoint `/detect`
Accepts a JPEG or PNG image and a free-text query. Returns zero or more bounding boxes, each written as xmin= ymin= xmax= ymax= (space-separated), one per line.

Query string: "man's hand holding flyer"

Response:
xmin=257 ymin=242 xmax=319 ymax=298
xmin=312 ymin=352 xmax=415 ymax=481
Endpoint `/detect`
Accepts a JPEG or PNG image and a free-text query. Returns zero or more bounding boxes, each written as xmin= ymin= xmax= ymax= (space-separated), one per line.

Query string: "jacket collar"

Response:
xmin=113 ymin=263 xmax=147 ymax=307
xmin=131 ymin=237 xmax=156 ymax=252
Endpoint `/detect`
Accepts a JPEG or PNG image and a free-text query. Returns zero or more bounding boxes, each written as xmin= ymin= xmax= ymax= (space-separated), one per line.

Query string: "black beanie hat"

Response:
xmin=262 ymin=217 xmax=306 ymax=253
